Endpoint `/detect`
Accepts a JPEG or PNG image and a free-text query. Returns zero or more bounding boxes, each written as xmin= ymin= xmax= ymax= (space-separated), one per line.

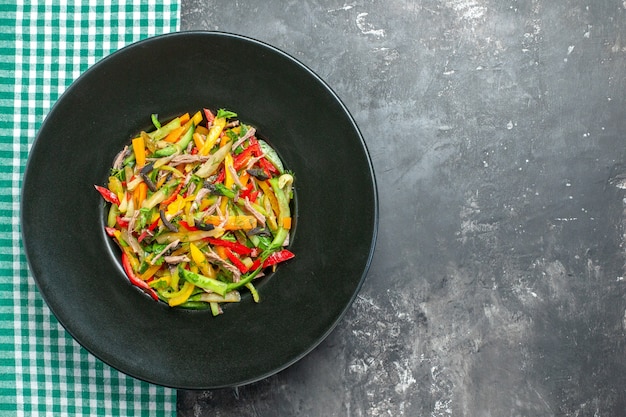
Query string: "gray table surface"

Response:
xmin=177 ymin=1 xmax=626 ymax=415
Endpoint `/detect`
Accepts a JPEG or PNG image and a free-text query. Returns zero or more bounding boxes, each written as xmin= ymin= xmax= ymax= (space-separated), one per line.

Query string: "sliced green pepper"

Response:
xmin=268 ymin=176 xmax=291 ymax=249
xmin=179 ymin=267 xmax=229 ymax=296
xmin=151 ymin=124 xmax=196 ymax=157
xmin=258 ymin=139 xmax=285 ymax=174
xmin=148 ymin=116 xmax=181 ymax=141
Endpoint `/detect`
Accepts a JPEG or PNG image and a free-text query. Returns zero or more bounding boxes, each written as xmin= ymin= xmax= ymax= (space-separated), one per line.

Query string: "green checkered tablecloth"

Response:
xmin=0 ymin=1 xmax=180 ymax=415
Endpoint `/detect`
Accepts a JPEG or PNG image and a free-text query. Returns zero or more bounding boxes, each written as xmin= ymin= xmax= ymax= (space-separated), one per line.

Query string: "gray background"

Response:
xmin=178 ymin=1 xmax=626 ymax=415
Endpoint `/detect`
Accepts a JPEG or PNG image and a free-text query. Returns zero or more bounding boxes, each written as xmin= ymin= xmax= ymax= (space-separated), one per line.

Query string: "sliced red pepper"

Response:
xmin=161 ymin=182 xmax=184 ymax=206
xmin=224 ymin=247 xmax=249 ymax=273
xmin=248 ymin=190 xmax=259 ymax=204
xmin=121 ymin=252 xmax=159 ymax=301
xmin=232 ymin=145 xmax=256 ymax=171
xmin=265 ymin=249 xmax=295 ymax=266
xmin=257 ymin=157 xmax=279 ymax=177
xmin=248 ymin=136 xmax=259 ymax=148
xmin=250 ymin=249 xmax=295 ymax=271
xmin=239 ymin=182 xmax=254 ymax=200
xmin=215 ymin=168 xmax=225 ymax=184
xmin=206 ymin=237 xmax=252 ymax=256
xmin=235 ymin=155 xmax=253 ymax=172
xmin=148 ymin=217 xmax=160 ymax=231
xmin=94 ymin=185 xmax=120 ymax=205
xmin=179 ymin=220 xmax=198 ymax=231
xmin=138 ymin=217 xmax=161 ymax=242
xmin=116 ymin=216 xmax=129 ymax=228
xmin=249 ymin=258 xmax=261 ymax=271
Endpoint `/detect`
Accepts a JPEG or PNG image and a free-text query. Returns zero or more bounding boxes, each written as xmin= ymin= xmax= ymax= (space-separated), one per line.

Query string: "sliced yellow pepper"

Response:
xmin=202 ymin=262 xmax=217 ymax=278
xmin=195 ymin=125 xmax=209 ymax=136
xmin=134 ymin=181 xmax=147 ymax=208
xmin=139 ymin=263 xmax=162 ymax=281
xmin=178 ymin=112 xmax=190 ymax=125
xmin=199 ymin=195 xmax=217 ymax=211
xmin=189 ymin=242 xmax=217 ymax=277
xmin=168 ymin=280 xmax=195 ymax=307
xmin=257 ymin=180 xmax=280 ymax=218
xmin=166 ymin=194 xmax=194 ymax=216
xmin=113 ymin=229 xmax=125 ymax=246
xmin=148 ymin=275 xmax=171 ymax=290
xmin=239 ymin=171 xmax=250 ymax=187
xmin=122 ymin=248 xmax=140 ymax=270
xmin=191 ymin=110 xmax=203 ymax=126
xmin=223 ymin=153 xmax=234 ymax=188
xmin=263 ymin=196 xmax=278 ymax=231
xmin=214 ymin=245 xmax=228 ymax=260
xmin=150 ymin=210 xmax=160 ymax=225
xmin=108 ymin=176 xmax=124 ymax=202
xmin=163 ymin=126 xmax=184 ymax=143
xmin=131 ymin=136 xmax=146 ymax=167
xmin=166 ymin=194 xmax=184 ymax=215
xmin=218 ymin=196 xmax=229 ymax=219
xmin=193 ymin=132 xmax=205 ymax=150
xmin=200 ymin=117 xmax=226 ymax=155
xmin=189 ymin=242 xmax=206 ymax=265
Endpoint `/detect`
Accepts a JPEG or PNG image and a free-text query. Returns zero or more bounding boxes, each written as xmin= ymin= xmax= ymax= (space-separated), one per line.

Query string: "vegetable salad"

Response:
xmin=95 ymin=108 xmax=295 ymax=315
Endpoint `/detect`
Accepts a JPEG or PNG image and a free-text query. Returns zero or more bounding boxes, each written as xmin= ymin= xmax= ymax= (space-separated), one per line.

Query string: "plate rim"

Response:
xmin=20 ymin=30 xmax=379 ymax=389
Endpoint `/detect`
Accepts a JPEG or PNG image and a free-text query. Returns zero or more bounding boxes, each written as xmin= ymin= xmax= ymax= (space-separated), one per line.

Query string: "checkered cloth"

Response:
xmin=0 ymin=1 xmax=179 ymax=415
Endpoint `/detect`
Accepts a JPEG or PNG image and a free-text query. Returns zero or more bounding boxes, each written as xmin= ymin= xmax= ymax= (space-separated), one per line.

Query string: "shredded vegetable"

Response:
xmin=95 ymin=108 xmax=295 ymax=315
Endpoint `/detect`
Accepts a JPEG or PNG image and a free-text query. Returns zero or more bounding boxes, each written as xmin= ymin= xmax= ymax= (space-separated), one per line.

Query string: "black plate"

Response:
xmin=21 ymin=31 xmax=378 ymax=389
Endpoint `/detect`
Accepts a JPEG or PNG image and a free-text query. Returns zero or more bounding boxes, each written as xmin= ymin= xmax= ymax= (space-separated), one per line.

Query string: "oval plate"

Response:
xmin=21 ymin=31 xmax=378 ymax=389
